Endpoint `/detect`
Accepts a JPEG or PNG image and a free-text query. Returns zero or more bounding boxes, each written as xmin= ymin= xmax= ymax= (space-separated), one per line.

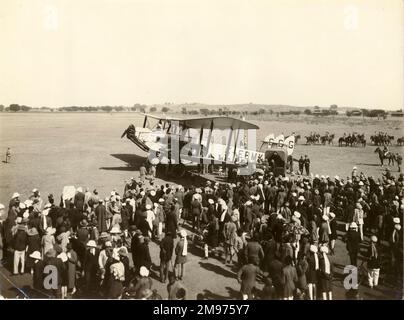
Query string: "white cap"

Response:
xmin=350 ymin=222 xmax=358 ymax=229
xmin=208 ymin=199 xmax=214 ymax=205
xmin=245 ymin=201 xmax=252 ymax=206
xmin=298 ymin=196 xmax=305 ymax=201
xmin=29 ymin=251 xmax=42 ymax=260
xmin=12 ymin=192 xmax=20 ymax=199
xmin=150 ymin=190 xmax=156 ymax=196
xmin=320 ymin=246 xmax=329 ymax=254
xmin=139 ymin=266 xmax=149 ymax=277
xmin=293 ymin=211 xmax=301 ymax=218
xmin=86 ymin=240 xmax=97 ymax=248
xmin=32 ymin=188 xmax=39 ymax=193
xmin=371 ymin=235 xmax=378 ymax=242
xmin=145 ymin=204 xmax=152 ymax=210
xmin=158 ymin=198 xmax=164 ymax=203
xmin=0 ymin=203 xmax=4 ymax=210
xmin=393 ymin=217 xmax=400 ymax=224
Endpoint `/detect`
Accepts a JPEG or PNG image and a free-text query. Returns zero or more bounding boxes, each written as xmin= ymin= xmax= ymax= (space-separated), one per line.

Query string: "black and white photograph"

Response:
xmin=0 ymin=0 xmax=403 ymax=303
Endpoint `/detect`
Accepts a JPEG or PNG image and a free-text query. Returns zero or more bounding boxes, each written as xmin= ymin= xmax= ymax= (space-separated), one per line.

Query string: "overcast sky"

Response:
xmin=0 ymin=0 xmax=402 ymax=109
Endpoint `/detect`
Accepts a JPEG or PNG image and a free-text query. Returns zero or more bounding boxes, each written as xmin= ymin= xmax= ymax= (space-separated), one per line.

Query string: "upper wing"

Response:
xmin=178 ymin=116 xmax=259 ymax=130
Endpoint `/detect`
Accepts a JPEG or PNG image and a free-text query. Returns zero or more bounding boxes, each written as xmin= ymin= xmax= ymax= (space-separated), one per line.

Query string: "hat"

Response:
xmin=32 ymin=188 xmax=39 ymax=193
xmin=105 ymin=241 xmax=112 ymax=247
xmin=29 ymin=251 xmax=42 ymax=260
xmin=245 ymin=201 xmax=252 ymax=206
xmin=12 ymin=192 xmax=20 ymax=199
xmin=145 ymin=204 xmax=152 ymax=210
xmin=309 ymin=245 xmax=318 ymax=253
xmin=80 ymin=220 xmax=88 ymax=227
xmin=334 ymin=175 xmax=340 ymax=180
xmin=118 ymin=247 xmax=128 ymax=257
xmin=371 ymin=235 xmax=378 ymax=242
xmin=322 ymin=214 xmax=329 ymax=221
xmin=320 ymin=246 xmax=329 ymax=254
xmin=298 ymin=196 xmax=305 ymax=201
xmin=140 ymin=191 xmax=145 ymax=196
xmin=208 ymin=199 xmax=214 ymax=205
xmin=196 ymin=188 xmax=202 ymax=193
xmin=158 ymin=198 xmax=164 ymax=203
xmin=292 ymin=192 xmax=297 ymax=197
xmin=315 ymin=174 xmax=319 ymax=179
xmin=293 ymin=211 xmax=301 ymax=218
xmin=150 ymin=190 xmax=156 ymax=196
xmin=349 ymin=222 xmax=358 ymax=229
xmin=179 ymin=230 xmax=187 ymax=238
xmin=86 ymin=240 xmax=97 ymax=248
xmin=358 ymin=181 xmax=364 ymax=186
xmin=0 ymin=203 xmax=4 ymax=210
xmin=393 ymin=217 xmax=400 ymax=224
xmin=353 ymin=166 xmax=357 ymax=170
xmin=139 ymin=266 xmax=149 ymax=277
xmin=110 ymin=226 xmax=121 ymax=234
xmin=27 ymin=227 xmax=38 ymax=236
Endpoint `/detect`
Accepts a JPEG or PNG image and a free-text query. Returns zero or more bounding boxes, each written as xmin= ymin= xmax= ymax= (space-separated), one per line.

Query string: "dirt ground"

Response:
xmin=0 ymin=112 xmax=403 ymax=299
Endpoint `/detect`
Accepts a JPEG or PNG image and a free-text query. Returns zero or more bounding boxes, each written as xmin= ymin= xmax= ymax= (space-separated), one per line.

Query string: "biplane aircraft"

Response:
xmin=121 ymin=113 xmax=295 ymax=176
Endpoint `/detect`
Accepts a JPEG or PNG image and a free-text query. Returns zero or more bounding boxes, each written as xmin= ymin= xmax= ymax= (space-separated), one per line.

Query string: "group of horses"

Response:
xmin=370 ymin=133 xmax=395 ymax=146
xmin=396 ymin=137 xmax=404 ymax=146
xmin=304 ymin=133 xmax=335 ymax=145
xmin=338 ymin=133 xmax=367 ymax=147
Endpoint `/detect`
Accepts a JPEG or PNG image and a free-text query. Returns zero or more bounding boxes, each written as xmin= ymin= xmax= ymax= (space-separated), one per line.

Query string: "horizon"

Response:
xmin=0 ymin=0 xmax=403 ymax=110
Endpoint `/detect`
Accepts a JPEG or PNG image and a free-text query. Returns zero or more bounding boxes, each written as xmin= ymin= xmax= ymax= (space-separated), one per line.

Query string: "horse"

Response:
xmin=374 ymin=147 xmax=395 ymax=166
xmin=397 ymin=137 xmax=404 ymax=146
xmin=320 ymin=134 xmax=335 ymax=145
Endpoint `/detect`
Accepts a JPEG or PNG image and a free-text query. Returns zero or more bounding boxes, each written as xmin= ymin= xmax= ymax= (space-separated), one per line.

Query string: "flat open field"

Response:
xmin=0 ymin=112 xmax=403 ymax=299
xmin=0 ymin=113 xmax=403 ymax=202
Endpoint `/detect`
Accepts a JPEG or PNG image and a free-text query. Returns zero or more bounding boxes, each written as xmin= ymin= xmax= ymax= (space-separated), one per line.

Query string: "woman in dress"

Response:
xmin=41 ymin=227 xmax=55 ymax=257
xmin=108 ymin=249 xmax=125 ymax=299
xmin=282 ymin=255 xmax=298 ymax=300
xmin=66 ymin=242 xmax=78 ymax=295
xmin=174 ymin=230 xmax=188 ymax=280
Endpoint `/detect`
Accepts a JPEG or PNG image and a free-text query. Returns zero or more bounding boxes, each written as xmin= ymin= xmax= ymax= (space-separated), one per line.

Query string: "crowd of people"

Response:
xmin=0 ymin=165 xmax=403 ymax=300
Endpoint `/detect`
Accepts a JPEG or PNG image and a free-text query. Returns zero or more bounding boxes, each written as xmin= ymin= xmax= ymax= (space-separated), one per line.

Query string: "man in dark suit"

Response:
xmin=95 ymin=199 xmax=108 ymax=233
xmin=346 ymin=222 xmax=361 ymax=267
xmin=74 ymin=188 xmax=85 ymax=213
xmin=160 ymin=231 xmax=174 ymax=283
xmin=83 ymin=240 xmax=100 ymax=295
